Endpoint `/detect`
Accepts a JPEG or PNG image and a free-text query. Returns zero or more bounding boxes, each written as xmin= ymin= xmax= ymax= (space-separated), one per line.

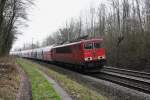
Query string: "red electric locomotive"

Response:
xmin=52 ymin=38 xmax=106 ymax=69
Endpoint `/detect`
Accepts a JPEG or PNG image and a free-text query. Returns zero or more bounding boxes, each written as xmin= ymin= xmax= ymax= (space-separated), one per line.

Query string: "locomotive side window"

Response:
xmin=84 ymin=43 xmax=93 ymax=49
xmin=56 ymin=46 xmax=72 ymax=53
xmin=94 ymin=42 xmax=101 ymax=48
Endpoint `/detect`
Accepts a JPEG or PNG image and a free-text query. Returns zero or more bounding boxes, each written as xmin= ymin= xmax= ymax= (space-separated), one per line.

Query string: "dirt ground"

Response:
xmin=0 ymin=57 xmax=31 ymax=100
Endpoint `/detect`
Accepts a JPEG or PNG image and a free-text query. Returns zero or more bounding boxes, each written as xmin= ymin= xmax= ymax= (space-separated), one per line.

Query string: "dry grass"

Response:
xmin=40 ymin=67 xmax=106 ymax=100
xmin=0 ymin=56 xmax=15 ymax=63
xmin=22 ymin=59 xmax=107 ymax=100
xmin=0 ymin=57 xmax=20 ymax=100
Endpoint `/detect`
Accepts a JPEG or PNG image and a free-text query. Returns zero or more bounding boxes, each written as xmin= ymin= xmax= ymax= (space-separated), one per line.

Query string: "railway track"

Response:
xmin=103 ymin=66 xmax=150 ymax=80
xmin=91 ymin=66 xmax=150 ymax=94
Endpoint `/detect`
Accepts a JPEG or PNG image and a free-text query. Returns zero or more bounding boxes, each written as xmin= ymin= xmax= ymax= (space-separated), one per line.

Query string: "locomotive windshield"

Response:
xmin=84 ymin=42 xmax=101 ymax=49
xmin=84 ymin=43 xmax=93 ymax=49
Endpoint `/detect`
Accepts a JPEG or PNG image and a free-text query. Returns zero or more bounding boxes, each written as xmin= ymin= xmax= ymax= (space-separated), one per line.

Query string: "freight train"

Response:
xmin=11 ymin=38 xmax=106 ymax=70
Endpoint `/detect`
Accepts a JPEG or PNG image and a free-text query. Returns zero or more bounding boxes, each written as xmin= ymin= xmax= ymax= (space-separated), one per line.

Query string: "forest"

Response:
xmin=41 ymin=0 xmax=150 ymax=71
xmin=1 ymin=0 xmax=150 ymax=71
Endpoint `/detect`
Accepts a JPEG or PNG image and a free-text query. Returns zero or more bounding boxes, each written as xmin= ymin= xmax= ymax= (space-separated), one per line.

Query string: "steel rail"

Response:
xmin=91 ymin=67 xmax=150 ymax=94
xmin=103 ymin=66 xmax=150 ymax=79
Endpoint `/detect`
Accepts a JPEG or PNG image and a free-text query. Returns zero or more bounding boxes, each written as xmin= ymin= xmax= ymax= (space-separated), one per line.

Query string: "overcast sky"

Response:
xmin=12 ymin=0 xmax=107 ymax=50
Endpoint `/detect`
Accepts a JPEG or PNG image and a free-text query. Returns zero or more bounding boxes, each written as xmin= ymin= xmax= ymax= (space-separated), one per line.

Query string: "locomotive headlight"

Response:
xmin=102 ymin=56 xmax=106 ymax=59
xmin=98 ymin=56 xmax=105 ymax=59
xmin=84 ymin=57 xmax=92 ymax=61
xmin=98 ymin=56 xmax=102 ymax=59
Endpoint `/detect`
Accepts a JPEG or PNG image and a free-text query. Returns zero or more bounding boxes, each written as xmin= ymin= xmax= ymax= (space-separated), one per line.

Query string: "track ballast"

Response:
xmin=91 ymin=66 xmax=150 ymax=94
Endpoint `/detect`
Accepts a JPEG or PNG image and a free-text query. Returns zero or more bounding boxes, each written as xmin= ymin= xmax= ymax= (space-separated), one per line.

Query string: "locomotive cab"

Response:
xmin=82 ymin=39 xmax=106 ymax=67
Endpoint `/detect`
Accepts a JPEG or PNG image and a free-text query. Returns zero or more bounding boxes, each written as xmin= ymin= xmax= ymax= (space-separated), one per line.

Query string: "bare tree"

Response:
xmin=145 ymin=0 xmax=150 ymax=32
xmin=0 ymin=0 xmax=33 ymax=57
xmin=98 ymin=3 xmax=106 ymax=36
xmin=90 ymin=6 xmax=95 ymax=38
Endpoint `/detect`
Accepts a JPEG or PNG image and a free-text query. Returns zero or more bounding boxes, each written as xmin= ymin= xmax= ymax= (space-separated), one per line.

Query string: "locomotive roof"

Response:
xmin=53 ymin=38 xmax=103 ymax=48
xmin=53 ymin=41 xmax=82 ymax=48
